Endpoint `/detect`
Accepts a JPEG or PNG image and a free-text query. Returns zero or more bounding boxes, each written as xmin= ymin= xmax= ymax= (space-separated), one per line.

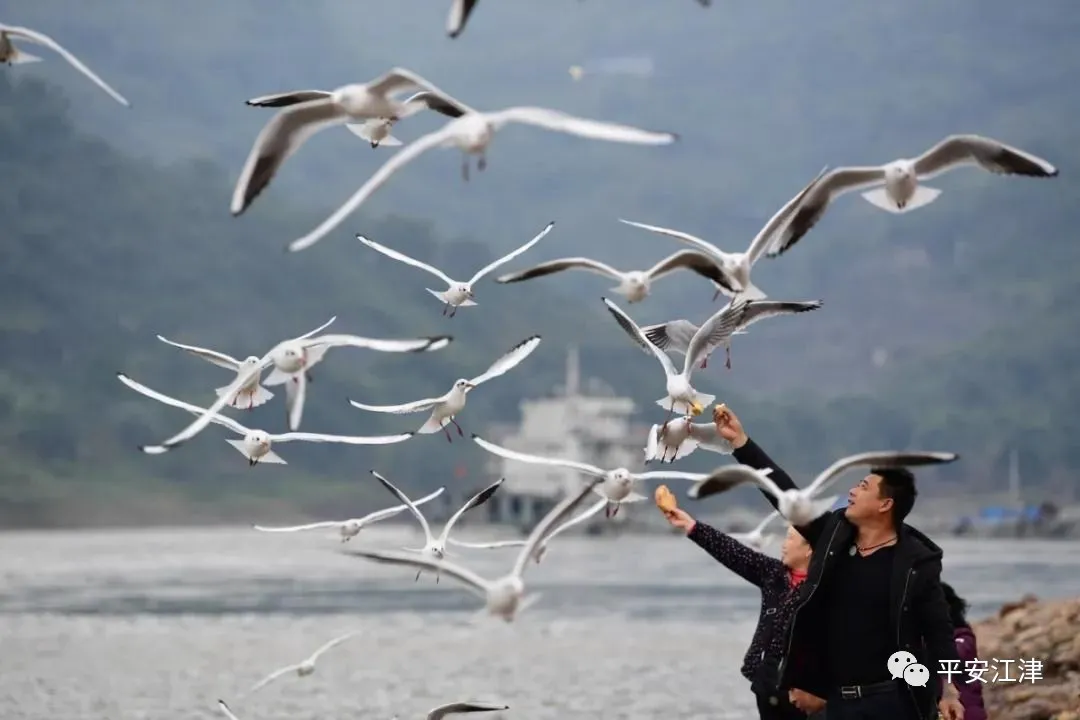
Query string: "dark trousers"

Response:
xmin=755 ymin=690 xmax=811 ymax=720
xmin=824 ymin=681 xmax=917 ymax=720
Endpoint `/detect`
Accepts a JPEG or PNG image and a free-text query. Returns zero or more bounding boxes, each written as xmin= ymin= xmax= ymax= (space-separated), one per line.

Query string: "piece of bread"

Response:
xmin=654 ymin=484 xmax=677 ymax=513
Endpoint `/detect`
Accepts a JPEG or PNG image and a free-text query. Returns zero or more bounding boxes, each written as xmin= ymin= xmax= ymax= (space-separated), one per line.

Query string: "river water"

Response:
xmin=0 ymin=525 xmax=1075 ymax=720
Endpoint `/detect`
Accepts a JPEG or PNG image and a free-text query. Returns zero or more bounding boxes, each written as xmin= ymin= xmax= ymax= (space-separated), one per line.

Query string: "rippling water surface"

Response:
xmin=0 ymin=525 xmax=1075 ymax=720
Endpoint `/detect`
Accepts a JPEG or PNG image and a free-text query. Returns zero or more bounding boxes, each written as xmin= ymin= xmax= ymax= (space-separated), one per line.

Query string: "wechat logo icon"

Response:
xmin=888 ymin=650 xmax=930 ymax=687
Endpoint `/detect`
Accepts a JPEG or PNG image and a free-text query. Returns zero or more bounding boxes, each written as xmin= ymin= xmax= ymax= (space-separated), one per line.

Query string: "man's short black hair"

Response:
xmin=872 ymin=467 xmax=917 ymax=527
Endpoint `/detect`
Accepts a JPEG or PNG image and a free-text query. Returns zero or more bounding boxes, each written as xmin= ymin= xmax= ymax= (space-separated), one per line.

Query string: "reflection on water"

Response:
xmin=0 ymin=526 xmax=1074 ymax=720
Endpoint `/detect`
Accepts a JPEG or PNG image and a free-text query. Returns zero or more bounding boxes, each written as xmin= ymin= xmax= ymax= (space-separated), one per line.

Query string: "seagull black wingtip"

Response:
xmin=471 ymin=433 xmax=481 ymax=440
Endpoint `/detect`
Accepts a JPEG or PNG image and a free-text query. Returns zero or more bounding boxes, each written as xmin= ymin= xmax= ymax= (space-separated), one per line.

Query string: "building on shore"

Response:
xmin=460 ymin=345 xmax=653 ymax=534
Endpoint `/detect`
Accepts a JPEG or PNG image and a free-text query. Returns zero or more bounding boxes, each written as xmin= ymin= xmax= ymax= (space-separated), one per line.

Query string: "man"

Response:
xmin=712 ymin=405 xmax=964 ymax=720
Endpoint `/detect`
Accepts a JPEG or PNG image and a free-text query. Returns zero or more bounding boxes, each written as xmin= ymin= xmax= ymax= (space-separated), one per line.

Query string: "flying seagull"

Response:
xmin=617 ymin=165 xmax=828 ymax=301
xmin=245 ymin=89 xmax=467 ymax=149
xmin=358 ymin=221 xmax=554 ymax=316
xmin=448 ymin=497 xmax=608 ymax=564
xmin=118 ymin=373 xmax=413 ymax=465
xmin=641 ymin=299 xmax=823 ymax=369
xmin=687 ymin=451 xmax=960 ymax=525
xmin=252 ymin=487 xmax=445 ymax=542
xmin=495 ymin=249 xmax=737 ymax=302
xmin=771 ymin=135 xmax=1059 ymax=257
xmin=0 ymin=23 xmax=129 ymax=106
xmin=286 ymin=96 xmax=677 ymax=253
xmin=341 ymin=478 xmax=603 ymax=622
xmin=248 ymin=631 xmax=360 ymax=694
xmin=348 ymin=335 xmax=540 ymax=442
xmin=472 ymin=434 xmax=707 ymax=518
xmin=371 ymin=471 xmax=505 ymax=581
xmin=643 ymin=415 xmax=733 ymax=464
xmin=231 ymin=68 xmax=464 ymax=215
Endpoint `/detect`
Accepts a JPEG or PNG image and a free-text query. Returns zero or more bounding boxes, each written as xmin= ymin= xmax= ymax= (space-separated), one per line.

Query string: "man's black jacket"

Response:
xmin=732 ymin=437 xmax=961 ymax=720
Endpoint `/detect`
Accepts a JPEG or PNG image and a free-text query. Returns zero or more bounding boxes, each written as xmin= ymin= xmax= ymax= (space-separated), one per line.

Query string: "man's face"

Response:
xmin=844 ymin=473 xmax=891 ymax=522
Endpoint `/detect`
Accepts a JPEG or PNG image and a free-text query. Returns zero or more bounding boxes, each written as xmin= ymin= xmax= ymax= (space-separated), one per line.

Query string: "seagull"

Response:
xmin=449 ymin=497 xmax=608 ymax=564
xmin=358 ymin=221 xmax=554 ymax=317
xmin=687 ymin=451 xmax=960 ymax=525
xmin=371 ymin=471 xmax=505 ymax=582
xmin=447 ymin=0 xmax=481 ymax=38
xmin=118 ymin=373 xmax=413 ymax=465
xmin=472 ymin=434 xmax=706 ymax=518
xmin=641 ymin=299 xmax=823 ymax=370
xmin=252 ymin=487 xmax=445 ymax=542
xmin=643 ymin=415 xmax=733 ymax=464
xmin=617 ymin=165 xmax=829 ymax=301
xmin=348 ymin=335 xmax=540 ymax=442
xmin=231 ymin=68 xmax=465 ymax=216
xmin=159 ymin=316 xmax=339 ymax=392
xmin=494 ymin=249 xmax=737 ymax=302
xmin=406 ymin=701 xmax=510 ymax=720
xmin=138 ymin=329 xmax=451 ymax=454
xmin=217 ymin=701 xmax=242 ymax=720
xmin=0 ymin=24 xmax=129 ymax=106
xmin=244 ymin=89 xmax=467 ymax=149
xmin=603 ymin=296 xmax=751 ymax=427
xmin=728 ymin=509 xmax=782 ymax=551
xmin=770 ymin=135 xmax=1059 ymax=257
xmin=341 ymin=477 xmax=603 ymax=622
xmin=248 ymin=631 xmax=360 ymax=694
xmin=286 ymin=99 xmax=678 ymax=253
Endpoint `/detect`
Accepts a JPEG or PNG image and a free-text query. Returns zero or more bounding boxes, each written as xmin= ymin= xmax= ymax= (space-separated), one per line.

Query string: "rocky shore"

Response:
xmin=973 ymin=595 xmax=1080 ymax=720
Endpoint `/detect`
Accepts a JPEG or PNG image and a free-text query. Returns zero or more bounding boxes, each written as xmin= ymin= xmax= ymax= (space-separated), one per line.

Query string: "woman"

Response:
xmin=941 ymin=582 xmax=987 ymax=720
xmin=662 ymin=503 xmax=825 ymax=719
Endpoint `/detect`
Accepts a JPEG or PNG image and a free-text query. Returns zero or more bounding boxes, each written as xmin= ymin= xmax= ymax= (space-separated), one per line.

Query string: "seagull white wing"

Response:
xmin=117 ymin=373 xmax=250 ymax=436
xmin=232 ymin=98 xmax=348 ymax=215
xmin=687 ymin=465 xmax=781 ymax=501
xmin=217 ymin=700 xmax=242 ymax=720
xmin=913 ymin=134 xmax=1058 ymax=179
xmin=3 ymin=26 xmax=129 ymax=106
xmin=541 ymin=497 xmax=607 ymax=545
xmin=283 ymin=368 xmax=307 ymax=431
xmin=365 ymin=67 xmax=465 ymax=108
xmin=439 ymin=478 xmax=505 ymax=543
xmin=301 ymin=333 xmax=451 ymax=354
xmin=448 ymin=538 xmax=528 ymax=550
xmin=682 ymin=300 xmax=752 ymax=375
xmin=267 ymin=431 xmax=414 ymax=445
xmin=348 ymin=395 xmax=445 ymax=415
xmin=341 ymin=550 xmax=492 ymax=599
xmin=486 ymin=106 xmax=677 ymax=145
xmin=357 ymin=234 xmax=455 ymax=285
xmin=602 ymin=297 xmax=678 ymax=377
xmin=495 ymin=256 xmax=624 ymax=284
xmin=287 ymin=123 xmax=461 ymax=253
xmin=360 ymin=487 xmax=446 ymax=526
xmin=731 ymin=300 xmax=824 ymax=331
xmin=427 ymin=701 xmax=510 ymax=720
xmin=467 ymin=335 xmax=542 ymax=387
xmin=308 ymin=630 xmax=359 ymax=661
xmin=154 ymin=335 xmax=241 ymax=370
xmin=617 ymin=219 xmax=723 ymax=259
xmin=644 ymin=423 xmax=661 ymax=461
xmin=468 ymin=221 xmax=555 ymax=284
xmin=472 ymin=435 xmax=606 ymax=478
xmin=643 ymin=250 xmax=732 ymax=292
xmin=641 ymin=319 xmax=698 ymax=356
xmin=686 ymin=423 xmax=733 ymax=453
xmin=370 ymin=471 xmax=436 ymax=544
xmin=745 ymin=165 xmax=829 ymax=263
xmin=245 ymin=90 xmax=333 ymax=107
xmin=249 ymin=664 xmax=301 ymax=693
xmin=293 ymin=316 xmax=338 ymax=341
xmin=446 ymin=0 xmax=481 ymax=38
xmin=400 ymin=90 xmax=471 ymax=119
xmin=252 ymin=521 xmax=342 ymax=533
xmin=634 ymin=470 xmax=710 ymax=482
xmin=805 ymin=450 xmax=960 ymax=497
xmin=512 ymin=478 xmax=603 ymax=578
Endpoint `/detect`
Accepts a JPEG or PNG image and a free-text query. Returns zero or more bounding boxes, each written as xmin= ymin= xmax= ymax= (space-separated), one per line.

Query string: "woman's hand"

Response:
xmin=788 ymin=688 xmax=826 ymax=714
xmin=664 ymin=508 xmax=697 ymax=534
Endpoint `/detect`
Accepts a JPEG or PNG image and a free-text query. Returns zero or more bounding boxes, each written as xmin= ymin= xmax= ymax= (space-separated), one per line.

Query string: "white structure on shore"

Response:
xmin=480 ymin=346 xmax=650 ymax=531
